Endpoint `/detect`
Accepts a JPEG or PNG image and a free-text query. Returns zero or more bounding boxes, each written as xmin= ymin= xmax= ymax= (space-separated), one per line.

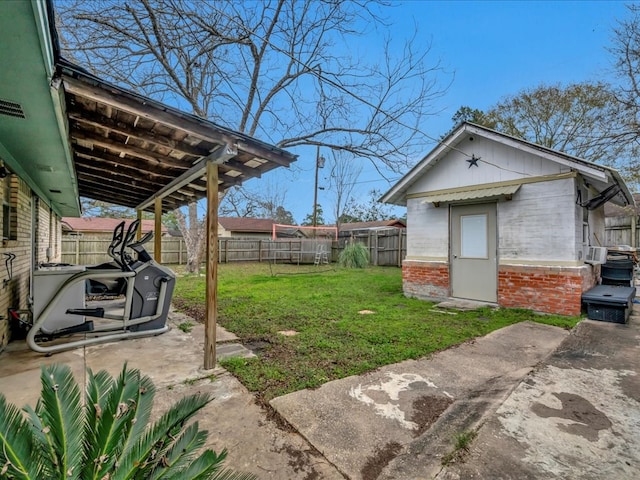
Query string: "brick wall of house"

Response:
xmin=402 ymin=260 xmax=450 ymax=299
xmin=0 ymin=176 xmax=32 ymax=348
xmin=0 ymin=176 xmax=62 ymax=350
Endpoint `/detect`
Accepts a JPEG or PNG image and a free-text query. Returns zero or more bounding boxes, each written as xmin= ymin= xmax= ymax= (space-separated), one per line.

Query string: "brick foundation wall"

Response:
xmin=498 ymin=265 xmax=594 ymax=316
xmin=402 ymin=260 xmax=450 ymax=300
xmin=402 ymin=260 xmax=595 ymax=316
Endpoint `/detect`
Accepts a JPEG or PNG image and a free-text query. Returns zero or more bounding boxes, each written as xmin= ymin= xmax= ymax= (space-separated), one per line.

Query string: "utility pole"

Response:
xmin=312 ymin=148 xmax=325 ymax=229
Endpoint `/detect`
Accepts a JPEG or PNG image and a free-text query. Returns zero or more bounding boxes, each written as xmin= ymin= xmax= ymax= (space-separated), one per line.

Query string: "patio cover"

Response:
xmin=57 ymin=58 xmax=296 ymax=213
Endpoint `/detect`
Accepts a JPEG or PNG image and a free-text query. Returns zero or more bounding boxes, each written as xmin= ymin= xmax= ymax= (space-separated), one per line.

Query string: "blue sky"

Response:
xmin=244 ymin=1 xmax=630 ymax=224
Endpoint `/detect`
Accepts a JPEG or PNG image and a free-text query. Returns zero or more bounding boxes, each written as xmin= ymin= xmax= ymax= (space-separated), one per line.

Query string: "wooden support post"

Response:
xmin=136 ymin=210 xmax=143 ymax=240
xmin=154 ymin=198 xmax=162 ymax=262
xmin=204 ymin=161 xmax=219 ymax=369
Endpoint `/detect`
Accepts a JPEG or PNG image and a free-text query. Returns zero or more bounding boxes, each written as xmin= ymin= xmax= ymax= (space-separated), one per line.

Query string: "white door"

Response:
xmin=450 ymin=203 xmax=497 ymax=302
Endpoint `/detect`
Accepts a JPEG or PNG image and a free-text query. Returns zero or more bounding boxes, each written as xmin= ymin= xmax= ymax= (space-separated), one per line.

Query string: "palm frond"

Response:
xmin=147 ymin=422 xmax=208 ymax=479
xmin=118 ymin=368 xmax=156 ymax=454
xmin=176 ymin=450 xmax=256 ymax=480
xmin=83 ymin=367 xmax=115 ymax=478
xmin=36 ymin=364 xmax=85 ymax=479
xmin=23 ymin=404 xmax=56 ymax=478
xmin=112 ymin=392 xmax=213 ymax=480
xmin=4 ymin=363 xmax=242 ymax=480
xmin=84 ymin=364 xmax=146 ymax=479
xmin=170 ymin=450 xmax=226 ymax=480
xmin=0 ymin=395 xmax=39 ymax=480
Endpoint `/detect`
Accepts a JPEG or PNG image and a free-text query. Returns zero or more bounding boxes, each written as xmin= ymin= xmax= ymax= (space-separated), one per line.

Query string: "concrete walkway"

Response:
xmin=271 ymin=321 xmax=569 ymax=479
xmin=436 ymin=315 xmax=640 ymax=480
xmin=1 ymin=307 xmax=639 ymax=479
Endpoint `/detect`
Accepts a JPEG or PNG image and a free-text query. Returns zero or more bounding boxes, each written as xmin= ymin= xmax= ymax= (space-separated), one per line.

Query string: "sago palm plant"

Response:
xmin=0 ymin=363 xmax=254 ymax=480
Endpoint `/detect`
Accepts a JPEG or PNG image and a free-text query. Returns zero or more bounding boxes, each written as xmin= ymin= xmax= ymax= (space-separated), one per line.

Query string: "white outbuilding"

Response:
xmin=381 ymin=122 xmax=634 ymax=316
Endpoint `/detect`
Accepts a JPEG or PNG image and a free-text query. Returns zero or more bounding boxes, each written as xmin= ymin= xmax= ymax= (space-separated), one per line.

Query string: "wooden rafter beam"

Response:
xmin=67 ymin=110 xmax=209 ymax=159
xmin=72 ymin=129 xmax=190 ymax=169
xmin=73 ymin=146 xmax=179 ymax=181
xmin=135 ymin=144 xmax=237 ymax=211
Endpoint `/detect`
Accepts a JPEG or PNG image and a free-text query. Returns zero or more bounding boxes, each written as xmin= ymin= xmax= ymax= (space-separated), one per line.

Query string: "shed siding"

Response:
xmin=406 ymin=198 xmax=448 ymax=259
xmin=498 ymin=178 xmax=577 ymax=262
xmin=407 ymin=137 xmax=566 ymax=194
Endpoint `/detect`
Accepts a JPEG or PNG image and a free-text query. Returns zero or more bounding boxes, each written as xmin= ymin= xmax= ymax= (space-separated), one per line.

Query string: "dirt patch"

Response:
xmin=361 ymin=441 xmax=403 ymax=480
xmin=172 ymin=298 xmax=205 ymax=323
xmin=245 ymin=340 xmax=271 ymax=355
xmin=410 ymin=394 xmax=454 ymax=437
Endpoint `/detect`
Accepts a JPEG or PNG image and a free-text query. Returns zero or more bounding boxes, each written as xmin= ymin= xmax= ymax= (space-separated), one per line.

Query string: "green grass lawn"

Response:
xmin=172 ymin=263 xmax=580 ymax=403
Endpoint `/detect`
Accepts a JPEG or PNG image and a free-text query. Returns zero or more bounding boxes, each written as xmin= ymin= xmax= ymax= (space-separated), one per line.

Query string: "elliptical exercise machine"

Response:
xmin=27 ymin=220 xmax=175 ymax=354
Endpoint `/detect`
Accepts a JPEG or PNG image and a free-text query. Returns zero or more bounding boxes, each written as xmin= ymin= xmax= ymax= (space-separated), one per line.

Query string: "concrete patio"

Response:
xmin=1 ymin=305 xmax=639 ymax=479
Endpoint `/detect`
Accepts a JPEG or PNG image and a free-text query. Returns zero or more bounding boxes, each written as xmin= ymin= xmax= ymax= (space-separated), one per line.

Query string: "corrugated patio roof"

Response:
xmin=420 ymin=184 xmax=521 ymax=205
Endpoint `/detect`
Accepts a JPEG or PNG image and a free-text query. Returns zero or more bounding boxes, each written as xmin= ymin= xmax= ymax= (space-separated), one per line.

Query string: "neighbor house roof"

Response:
xmin=62 ymin=217 xmax=167 ymax=234
xmin=339 ymin=220 xmax=406 ymax=231
xmin=218 ymin=217 xmax=275 ymax=233
xmin=381 ymin=122 xmax=634 ymax=208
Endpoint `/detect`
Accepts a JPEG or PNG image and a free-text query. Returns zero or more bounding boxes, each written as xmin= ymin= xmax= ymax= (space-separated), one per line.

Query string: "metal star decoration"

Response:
xmin=466 ymin=155 xmax=480 ymax=168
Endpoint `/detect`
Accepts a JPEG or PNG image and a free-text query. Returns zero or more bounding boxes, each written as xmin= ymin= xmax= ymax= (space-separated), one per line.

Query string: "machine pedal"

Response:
xmin=66 ymin=308 xmax=105 ymax=317
xmin=52 ymin=321 xmax=95 ymax=336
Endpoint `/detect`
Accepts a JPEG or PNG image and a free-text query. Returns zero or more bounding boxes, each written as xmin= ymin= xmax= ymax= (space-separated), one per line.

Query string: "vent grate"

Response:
xmin=0 ymin=99 xmax=25 ymax=119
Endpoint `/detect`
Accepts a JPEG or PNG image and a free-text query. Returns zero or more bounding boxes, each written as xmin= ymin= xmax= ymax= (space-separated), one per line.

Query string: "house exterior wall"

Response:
xmin=401 ymin=136 xmax=601 ymax=316
xmin=0 ymin=176 xmax=61 ymax=350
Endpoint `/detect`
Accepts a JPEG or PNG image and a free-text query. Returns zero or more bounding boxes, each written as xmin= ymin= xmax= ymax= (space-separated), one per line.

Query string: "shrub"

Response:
xmin=338 ymin=242 xmax=370 ymax=268
xmin=0 ymin=363 xmax=254 ymax=480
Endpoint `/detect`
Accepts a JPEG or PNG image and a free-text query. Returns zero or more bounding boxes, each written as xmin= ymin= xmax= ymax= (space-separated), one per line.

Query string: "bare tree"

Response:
xmin=610 ymin=4 xmax=640 ymax=186
xmin=56 ymin=0 xmax=448 ymax=271
xmin=327 ymin=150 xmax=362 ymax=231
xmin=484 ymin=82 xmax=627 ymax=165
xmin=174 ymin=202 xmax=206 ymax=273
xmin=219 ymin=180 xmax=291 ymax=220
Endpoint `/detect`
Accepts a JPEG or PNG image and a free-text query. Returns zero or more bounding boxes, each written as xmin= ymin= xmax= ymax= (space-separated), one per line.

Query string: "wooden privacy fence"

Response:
xmin=61 ymin=229 xmax=407 ymax=267
xmin=604 ymin=216 xmax=638 ymax=247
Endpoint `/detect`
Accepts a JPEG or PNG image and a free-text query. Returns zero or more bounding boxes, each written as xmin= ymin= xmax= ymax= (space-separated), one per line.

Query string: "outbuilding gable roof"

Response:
xmin=381 ymin=122 xmax=634 ymax=208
